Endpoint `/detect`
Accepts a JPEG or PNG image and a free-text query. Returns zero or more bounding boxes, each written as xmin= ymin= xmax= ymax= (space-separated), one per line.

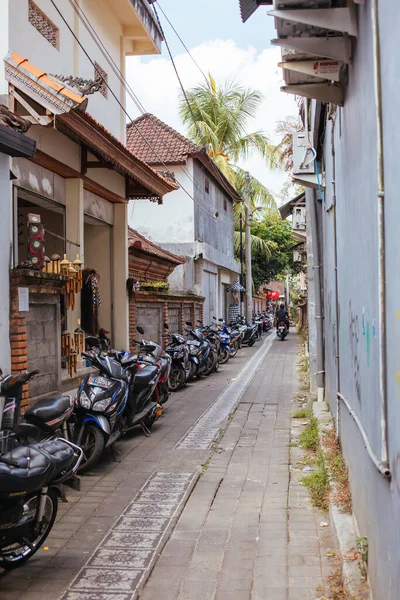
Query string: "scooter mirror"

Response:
xmin=212 ymin=316 xmax=217 ymax=320
xmin=137 ymin=326 xmax=145 ymax=335
xmin=164 ymin=323 xmax=169 ymax=330
xmin=219 ymin=318 xmax=223 ymax=322
xmin=185 ymin=321 xmax=193 ymax=326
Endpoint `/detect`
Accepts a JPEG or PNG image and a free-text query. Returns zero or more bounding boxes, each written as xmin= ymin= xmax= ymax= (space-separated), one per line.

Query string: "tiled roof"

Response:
xmin=128 ymin=227 xmax=185 ymax=265
xmin=126 ymin=113 xmax=201 ymax=165
xmin=56 ymin=110 xmax=179 ymax=199
xmin=126 ymin=114 xmax=240 ymax=201
xmin=5 ymin=53 xmax=88 ymax=110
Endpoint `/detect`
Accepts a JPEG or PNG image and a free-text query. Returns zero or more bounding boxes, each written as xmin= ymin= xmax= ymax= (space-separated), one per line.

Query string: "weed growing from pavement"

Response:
xmin=292 ymin=407 xmax=312 ymax=419
xmin=354 ymin=537 xmax=368 ymax=580
xmin=327 ymin=560 xmax=353 ymax=599
xmin=301 ymin=451 xmax=330 ymax=511
xmin=299 ymin=416 xmax=319 ymax=452
xmin=322 ymin=427 xmax=352 ymax=514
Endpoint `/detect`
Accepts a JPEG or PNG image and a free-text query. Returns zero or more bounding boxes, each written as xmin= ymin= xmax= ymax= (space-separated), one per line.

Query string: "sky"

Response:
xmin=125 ymin=0 xmax=297 ymax=202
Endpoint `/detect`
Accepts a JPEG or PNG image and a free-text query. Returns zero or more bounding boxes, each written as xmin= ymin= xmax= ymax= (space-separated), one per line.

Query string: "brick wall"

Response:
xmin=10 ymin=270 xmax=66 ymax=408
xmin=129 ymin=290 xmax=204 ymax=350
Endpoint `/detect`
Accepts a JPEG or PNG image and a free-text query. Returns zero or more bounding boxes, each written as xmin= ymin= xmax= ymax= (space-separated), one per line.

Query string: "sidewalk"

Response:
xmin=139 ymin=335 xmax=335 ymax=600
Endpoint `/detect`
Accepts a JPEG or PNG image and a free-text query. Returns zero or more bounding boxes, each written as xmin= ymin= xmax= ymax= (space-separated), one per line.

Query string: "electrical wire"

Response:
xmin=66 ymin=0 xmax=234 ymax=224
xmin=154 ymin=0 xmax=287 ymax=177
xmin=51 ymin=0 xmax=232 ymax=224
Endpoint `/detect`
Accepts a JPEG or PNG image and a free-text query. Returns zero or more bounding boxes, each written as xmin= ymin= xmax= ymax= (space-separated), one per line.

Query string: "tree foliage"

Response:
xmin=250 ymin=217 xmax=303 ymax=292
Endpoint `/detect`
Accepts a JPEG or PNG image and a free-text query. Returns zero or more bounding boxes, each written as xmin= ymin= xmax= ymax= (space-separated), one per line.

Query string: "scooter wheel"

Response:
xmin=168 ymin=364 xmax=186 ymax=392
xmin=78 ymin=424 xmax=105 ymax=473
xmin=219 ymin=348 xmax=230 ymax=364
xmin=0 ymin=488 xmax=58 ymax=569
xmin=229 ymin=341 xmax=238 ymax=357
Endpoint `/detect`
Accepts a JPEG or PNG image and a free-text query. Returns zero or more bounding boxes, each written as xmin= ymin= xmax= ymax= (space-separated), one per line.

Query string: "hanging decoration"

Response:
xmin=68 ymin=349 xmax=77 ymax=378
xmin=81 ymin=268 xmax=102 ymax=335
xmin=73 ymin=254 xmax=83 ymax=292
xmin=61 ymin=330 xmax=72 ymax=360
xmin=74 ymin=319 xmax=84 ymax=356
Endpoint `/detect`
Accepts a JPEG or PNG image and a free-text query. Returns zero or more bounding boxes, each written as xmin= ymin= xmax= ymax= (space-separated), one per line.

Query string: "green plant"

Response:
xmin=301 ymin=451 xmax=330 ymax=511
xmin=292 ymin=407 xmax=312 ymax=419
xmin=355 ymin=536 xmax=368 ymax=580
xmin=322 ymin=427 xmax=352 ymax=514
xmin=299 ymin=417 xmax=319 ymax=452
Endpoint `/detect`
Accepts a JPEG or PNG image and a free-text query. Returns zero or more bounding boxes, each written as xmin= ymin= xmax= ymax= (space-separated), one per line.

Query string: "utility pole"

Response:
xmin=239 ymin=211 xmax=244 ymax=316
xmin=245 ymin=171 xmax=253 ymax=323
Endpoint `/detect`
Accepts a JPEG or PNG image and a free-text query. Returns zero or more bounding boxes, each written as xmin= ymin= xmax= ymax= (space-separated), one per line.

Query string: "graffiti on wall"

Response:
xmin=349 ymin=300 xmax=361 ymax=402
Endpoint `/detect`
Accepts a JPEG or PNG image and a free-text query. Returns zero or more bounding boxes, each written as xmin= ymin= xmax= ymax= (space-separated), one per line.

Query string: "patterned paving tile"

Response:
xmin=102 ymin=530 xmax=163 ymax=549
xmin=61 ymin=472 xmax=196 ymax=600
xmin=88 ymin=548 xmax=153 ymax=569
xmin=175 ymin=333 xmax=276 ymax=450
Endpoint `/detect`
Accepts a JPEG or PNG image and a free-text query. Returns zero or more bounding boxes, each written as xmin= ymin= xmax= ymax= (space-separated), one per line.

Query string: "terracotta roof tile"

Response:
xmin=128 ymin=227 xmax=185 ymax=264
xmin=126 ymin=113 xmax=240 ymax=201
xmin=126 ymin=113 xmax=201 ymax=165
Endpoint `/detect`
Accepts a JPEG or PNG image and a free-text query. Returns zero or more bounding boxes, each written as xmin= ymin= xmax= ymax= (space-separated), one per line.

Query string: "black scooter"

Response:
xmin=72 ymin=347 xmax=162 ymax=473
xmin=165 ymin=325 xmax=189 ymax=391
xmin=0 ymin=370 xmax=74 ymax=453
xmin=0 ymin=437 xmax=82 ymax=570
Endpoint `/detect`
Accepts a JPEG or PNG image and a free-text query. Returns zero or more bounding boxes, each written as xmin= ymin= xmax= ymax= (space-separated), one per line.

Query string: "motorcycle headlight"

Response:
xmin=93 ymin=398 xmax=112 ymax=412
xmin=79 ymin=390 xmax=91 ymax=409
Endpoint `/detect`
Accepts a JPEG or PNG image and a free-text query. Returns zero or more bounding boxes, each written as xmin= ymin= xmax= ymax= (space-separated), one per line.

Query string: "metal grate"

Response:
xmin=94 ymin=62 xmax=108 ymax=98
xmin=28 ymin=0 xmax=59 ymax=49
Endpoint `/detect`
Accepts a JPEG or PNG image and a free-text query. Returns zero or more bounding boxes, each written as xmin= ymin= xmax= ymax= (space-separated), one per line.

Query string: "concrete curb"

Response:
xmin=313 ymin=402 xmax=371 ymax=600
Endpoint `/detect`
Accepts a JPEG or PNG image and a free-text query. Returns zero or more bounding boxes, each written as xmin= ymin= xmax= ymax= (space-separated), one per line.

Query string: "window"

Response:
xmin=204 ymin=177 xmax=210 ymax=194
xmin=28 ymin=0 xmax=59 ymax=49
xmin=94 ymin=62 xmax=108 ymax=98
xmin=224 ymin=198 xmax=227 ymax=211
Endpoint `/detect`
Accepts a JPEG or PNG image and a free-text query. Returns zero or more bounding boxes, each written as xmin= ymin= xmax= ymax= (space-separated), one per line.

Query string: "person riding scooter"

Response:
xmin=276 ymin=303 xmax=290 ymax=333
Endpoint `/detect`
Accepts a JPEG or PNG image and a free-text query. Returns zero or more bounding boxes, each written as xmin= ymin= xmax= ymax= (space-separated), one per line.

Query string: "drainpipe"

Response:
xmin=326 ymin=109 xmax=341 ymax=436
xmin=308 ymin=187 xmax=325 ymax=402
xmin=372 ymin=0 xmax=389 ymax=468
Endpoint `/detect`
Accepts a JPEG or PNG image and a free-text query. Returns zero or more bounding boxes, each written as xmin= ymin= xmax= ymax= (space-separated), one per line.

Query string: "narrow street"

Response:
xmin=1 ymin=334 xmax=335 ymax=600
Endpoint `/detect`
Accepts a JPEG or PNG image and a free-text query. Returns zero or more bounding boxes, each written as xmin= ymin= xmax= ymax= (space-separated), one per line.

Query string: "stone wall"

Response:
xmin=10 ymin=270 xmax=66 ymax=408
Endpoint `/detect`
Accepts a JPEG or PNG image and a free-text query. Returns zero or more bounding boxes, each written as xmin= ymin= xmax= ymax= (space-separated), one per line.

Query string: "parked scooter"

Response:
xmin=133 ymin=327 xmax=171 ymax=405
xmin=0 ymin=370 xmax=74 ymax=452
xmin=185 ymin=322 xmax=211 ymax=379
xmin=165 ymin=330 xmax=189 ymax=391
xmin=72 ymin=347 xmax=162 ymax=472
xmin=0 ymin=427 xmax=82 ymax=569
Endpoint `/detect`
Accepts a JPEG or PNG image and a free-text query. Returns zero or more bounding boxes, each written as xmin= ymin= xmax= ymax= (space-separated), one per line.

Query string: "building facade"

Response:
xmin=249 ymin=0 xmax=400 ymax=597
xmin=0 ymin=0 xmax=176 ymax=401
xmin=126 ymin=113 xmax=241 ymax=325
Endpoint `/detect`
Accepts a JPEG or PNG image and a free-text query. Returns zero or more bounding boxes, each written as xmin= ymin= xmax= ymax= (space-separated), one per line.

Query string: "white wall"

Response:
xmin=0 ymin=1 xmax=10 ymax=96
xmin=8 ymin=0 xmax=125 ymax=141
xmin=0 ymin=153 xmax=11 ymax=371
xmin=129 ymin=164 xmax=195 ymax=244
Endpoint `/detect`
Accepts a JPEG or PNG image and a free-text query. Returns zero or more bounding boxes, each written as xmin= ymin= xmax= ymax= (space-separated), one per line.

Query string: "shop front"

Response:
xmin=5 ymin=53 xmax=177 ymax=406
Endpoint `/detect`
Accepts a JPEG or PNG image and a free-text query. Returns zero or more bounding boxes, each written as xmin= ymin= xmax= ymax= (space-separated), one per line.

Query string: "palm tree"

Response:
xmin=178 ymin=74 xmax=278 ymax=257
xmin=179 ymin=74 xmax=276 ymax=185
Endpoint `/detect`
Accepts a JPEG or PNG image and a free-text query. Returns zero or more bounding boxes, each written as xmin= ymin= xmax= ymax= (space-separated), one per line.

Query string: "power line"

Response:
xmin=154 ymin=0 xmax=287 ymax=177
xmin=156 ymin=1 xmax=208 ymax=83
xmin=51 ymin=0 xmax=232 ymax=225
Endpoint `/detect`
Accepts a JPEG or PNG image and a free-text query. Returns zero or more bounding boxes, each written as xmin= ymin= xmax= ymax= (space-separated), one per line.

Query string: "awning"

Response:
xmin=238 ymin=0 xmax=272 ymax=23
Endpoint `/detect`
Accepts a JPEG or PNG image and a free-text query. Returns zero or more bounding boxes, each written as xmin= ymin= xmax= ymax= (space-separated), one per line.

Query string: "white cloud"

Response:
xmin=126 ymin=41 xmax=297 ymax=201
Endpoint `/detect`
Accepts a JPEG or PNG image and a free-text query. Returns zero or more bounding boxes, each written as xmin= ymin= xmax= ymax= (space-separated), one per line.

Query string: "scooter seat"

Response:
xmin=34 ymin=440 xmax=75 ymax=479
xmin=0 ymin=445 xmax=53 ymax=494
xmin=25 ymin=395 xmax=72 ymax=424
xmin=134 ymin=365 xmax=159 ymax=387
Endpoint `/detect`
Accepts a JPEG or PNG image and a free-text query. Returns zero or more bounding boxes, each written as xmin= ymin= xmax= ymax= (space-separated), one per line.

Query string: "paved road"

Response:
xmin=0 ymin=333 xmax=335 ymax=600
xmin=139 ymin=334 xmax=336 ymax=600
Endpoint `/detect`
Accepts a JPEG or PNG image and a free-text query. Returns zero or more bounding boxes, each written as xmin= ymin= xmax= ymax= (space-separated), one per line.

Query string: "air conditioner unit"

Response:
xmin=293 ymin=132 xmax=315 ymax=175
xmin=293 ymin=207 xmax=306 ymax=230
